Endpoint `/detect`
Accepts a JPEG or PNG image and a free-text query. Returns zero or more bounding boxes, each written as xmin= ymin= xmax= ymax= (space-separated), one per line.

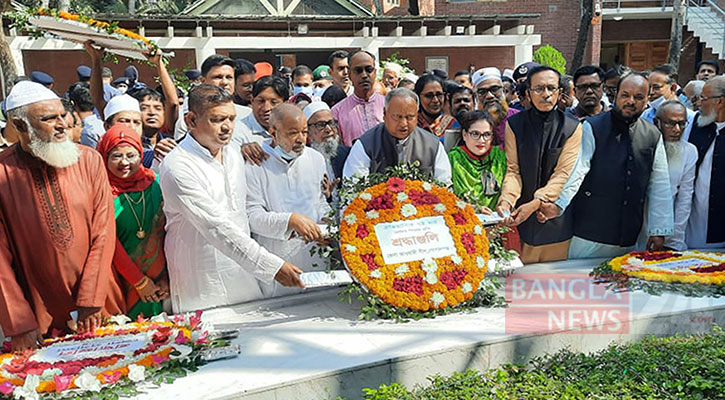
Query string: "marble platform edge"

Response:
xmin=222 ymin=303 xmax=725 ymax=400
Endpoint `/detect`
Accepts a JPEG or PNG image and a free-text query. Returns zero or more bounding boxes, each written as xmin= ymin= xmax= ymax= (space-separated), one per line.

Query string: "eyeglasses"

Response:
xmin=422 ymin=92 xmax=445 ymax=100
xmin=530 ymin=85 xmax=560 ymax=95
xmin=660 ymin=120 xmax=687 ymax=130
xmin=390 ymin=114 xmax=417 ymax=122
xmin=466 ymin=130 xmax=493 ymax=141
xmin=575 ymin=83 xmax=602 ymax=92
xmin=476 ymin=86 xmax=503 ymax=97
xmin=701 ymin=95 xmax=724 ymax=102
xmin=109 ymin=153 xmax=140 ymax=163
xmin=308 ymin=120 xmax=338 ymax=130
xmin=603 ymin=86 xmax=618 ymax=95
xmin=352 ymin=66 xmax=375 ymax=75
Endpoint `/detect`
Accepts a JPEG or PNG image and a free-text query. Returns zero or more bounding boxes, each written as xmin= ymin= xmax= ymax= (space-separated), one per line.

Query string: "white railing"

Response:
xmin=602 ymin=0 xmax=674 ymax=10
xmin=685 ymin=0 xmax=725 ymax=56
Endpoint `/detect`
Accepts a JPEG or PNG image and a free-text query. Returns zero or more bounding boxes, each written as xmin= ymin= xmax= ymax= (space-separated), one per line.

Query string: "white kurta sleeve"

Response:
xmin=433 ymin=142 xmax=452 ymax=186
xmin=646 ymin=137 xmax=675 ymax=237
xmin=342 ymin=140 xmax=370 ymax=179
xmin=666 ymin=144 xmax=697 ymax=250
xmin=245 ymin=163 xmax=293 ymax=240
xmin=160 ymin=164 xmax=284 ymax=284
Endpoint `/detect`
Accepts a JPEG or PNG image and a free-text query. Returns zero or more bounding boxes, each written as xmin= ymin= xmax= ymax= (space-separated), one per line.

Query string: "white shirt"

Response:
xmin=229 ymin=112 xmax=271 ymax=151
xmin=686 ymin=121 xmax=725 ymax=249
xmin=160 ymin=134 xmax=284 ymax=313
xmin=343 ymin=139 xmax=453 ymax=185
xmin=246 ymin=141 xmax=332 ymax=297
xmin=665 ymin=142 xmax=698 ymax=250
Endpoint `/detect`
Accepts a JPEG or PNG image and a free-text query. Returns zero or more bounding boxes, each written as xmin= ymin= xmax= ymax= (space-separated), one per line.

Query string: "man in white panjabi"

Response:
xmin=160 ymin=84 xmax=304 ymax=312
xmin=246 ymin=104 xmax=331 ymax=297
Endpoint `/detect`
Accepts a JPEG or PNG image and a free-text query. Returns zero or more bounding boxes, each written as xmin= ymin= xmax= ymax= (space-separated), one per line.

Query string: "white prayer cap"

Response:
xmin=403 ymin=73 xmax=418 ymax=83
xmin=103 ymin=94 xmax=140 ymax=120
xmin=5 ymin=81 xmax=59 ymax=111
xmin=303 ymin=101 xmax=331 ymax=120
xmin=503 ymin=69 xmax=514 ymax=80
xmin=472 ymin=67 xmax=502 ymax=88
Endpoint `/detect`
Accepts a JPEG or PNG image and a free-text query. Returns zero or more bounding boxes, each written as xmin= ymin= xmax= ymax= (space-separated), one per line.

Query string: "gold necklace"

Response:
xmin=123 ymin=191 xmax=146 ymax=239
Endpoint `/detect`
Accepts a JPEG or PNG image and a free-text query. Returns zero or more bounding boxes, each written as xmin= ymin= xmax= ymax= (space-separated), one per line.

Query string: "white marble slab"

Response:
xmin=136 ymin=256 xmax=725 ymax=400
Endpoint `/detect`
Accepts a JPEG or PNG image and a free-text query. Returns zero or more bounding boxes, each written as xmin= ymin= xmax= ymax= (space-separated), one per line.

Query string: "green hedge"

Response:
xmin=354 ymin=327 xmax=725 ymax=400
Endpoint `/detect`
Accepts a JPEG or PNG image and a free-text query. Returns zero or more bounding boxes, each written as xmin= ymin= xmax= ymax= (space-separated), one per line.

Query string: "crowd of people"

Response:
xmin=0 ymin=41 xmax=723 ymax=351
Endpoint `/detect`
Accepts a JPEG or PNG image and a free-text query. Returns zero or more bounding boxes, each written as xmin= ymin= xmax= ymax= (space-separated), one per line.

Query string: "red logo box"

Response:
xmin=505 ymin=273 xmax=630 ymax=334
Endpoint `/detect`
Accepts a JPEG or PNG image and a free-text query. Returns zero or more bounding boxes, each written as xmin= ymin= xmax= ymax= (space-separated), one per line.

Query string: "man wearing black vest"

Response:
xmin=342 ymin=88 xmax=452 ymax=184
xmin=496 ymin=66 xmax=583 ymax=264
xmin=685 ymin=76 xmax=725 ymax=249
xmin=544 ymin=73 xmax=674 ymax=258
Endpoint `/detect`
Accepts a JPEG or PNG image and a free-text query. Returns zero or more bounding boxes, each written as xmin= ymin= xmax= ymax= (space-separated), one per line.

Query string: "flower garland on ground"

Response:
xmin=312 ymin=163 xmax=506 ymax=322
xmin=592 ymin=250 xmax=725 ymax=297
xmin=0 ymin=312 xmax=225 ymax=400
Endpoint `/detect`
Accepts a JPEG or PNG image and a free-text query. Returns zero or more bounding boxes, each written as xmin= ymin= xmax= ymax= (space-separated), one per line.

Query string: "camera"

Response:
xmin=594 ymin=1 xmax=602 ymax=17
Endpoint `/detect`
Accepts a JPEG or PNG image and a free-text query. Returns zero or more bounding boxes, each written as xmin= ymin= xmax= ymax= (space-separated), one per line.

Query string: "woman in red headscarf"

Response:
xmin=97 ymin=124 xmax=169 ymax=319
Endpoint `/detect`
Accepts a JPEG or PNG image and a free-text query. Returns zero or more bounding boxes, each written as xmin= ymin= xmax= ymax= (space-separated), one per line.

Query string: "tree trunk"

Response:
xmin=57 ymin=0 xmax=70 ymax=12
xmin=668 ymin=0 xmax=685 ymax=70
xmin=0 ymin=0 xmax=18 ymax=97
xmin=128 ymin=0 xmax=136 ymax=14
xmin=39 ymin=0 xmax=49 ymax=8
xmin=570 ymin=0 xmax=594 ymax=74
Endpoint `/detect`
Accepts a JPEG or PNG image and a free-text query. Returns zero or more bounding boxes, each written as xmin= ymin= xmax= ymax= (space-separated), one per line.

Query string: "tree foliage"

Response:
xmin=533 ymin=45 xmax=567 ymax=75
xmin=15 ymin=0 xmax=194 ymax=15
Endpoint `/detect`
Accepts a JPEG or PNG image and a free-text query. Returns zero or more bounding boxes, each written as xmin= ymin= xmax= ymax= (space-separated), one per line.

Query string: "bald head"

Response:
xmin=614 ymin=73 xmax=650 ymax=123
xmin=269 ymin=103 xmax=308 ymax=157
xmin=270 ymin=103 xmax=305 ymax=130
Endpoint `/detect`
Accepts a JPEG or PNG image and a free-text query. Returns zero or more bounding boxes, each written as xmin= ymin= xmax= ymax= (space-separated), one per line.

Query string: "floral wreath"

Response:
xmin=340 ymin=177 xmax=490 ymax=311
xmin=0 ymin=312 xmax=216 ymax=399
xmin=11 ymin=8 xmax=159 ymax=63
xmin=592 ymin=250 xmax=725 ymax=297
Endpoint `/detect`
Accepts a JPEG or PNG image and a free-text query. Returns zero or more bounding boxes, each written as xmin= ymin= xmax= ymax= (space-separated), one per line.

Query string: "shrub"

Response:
xmin=356 ymin=327 xmax=725 ymax=399
xmin=533 ymin=45 xmax=567 ymax=75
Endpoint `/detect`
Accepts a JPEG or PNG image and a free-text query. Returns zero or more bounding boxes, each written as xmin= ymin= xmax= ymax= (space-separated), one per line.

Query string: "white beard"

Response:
xmin=697 ymin=109 xmax=717 ymax=127
xmin=311 ymin=136 xmax=339 ymax=159
xmin=28 ymin=127 xmax=81 ymax=168
xmin=664 ymin=140 xmax=684 ymax=171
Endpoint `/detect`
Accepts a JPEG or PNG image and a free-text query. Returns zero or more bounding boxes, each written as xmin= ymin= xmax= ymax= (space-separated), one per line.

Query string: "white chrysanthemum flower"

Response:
xmin=456 ymin=200 xmax=467 ymax=209
xmin=422 ymin=182 xmax=433 ymax=191
xmin=431 ymin=291 xmax=445 ymax=306
xmin=461 ymin=282 xmax=473 ymax=293
xmin=451 ymin=255 xmax=463 ymax=265
xmin=401 ymin=204 xmax=417 ymax=217
xmin=474 ymin=225 xmax=483 ymax=235
xmin=396 ymin=192 xmax=408 ymax=202
xmin=75 ymin=372 xmax=102 ymax=392
xmin=434 ymin=203 xmax=446 ymax=213
xmin=128 ymin=364 xmax=146 ymax=382
xmin=170 ymin=345 xmax=193 ymax=360
xmin=476 ymin=256 xmax=486 ymax=268
xmin=13 ymin=382 xmax=39 ymax=400
xmin=343 ymin=213 xmax=357 ymax=225
xmin=421 ymin=258 xmax=438 ymax=273
xmin=425 ymin=272 xmax=438 ymax=285
xmin=395 ymin=264 xmax=410 ymax=276
xmin=39 ymin=368 xmax=62 ymax=381
xmin=108 ymin=314 xmax=132 ymax=326
xmin=370 ymin=269 xmax=382 ymax=279
xmin=344 ymin=244 xmax=357 ymax=252
xmin=359 ymin=192 xmax=372 ymax=201
xmin=365 ymin=210 xmax=380 ymax=219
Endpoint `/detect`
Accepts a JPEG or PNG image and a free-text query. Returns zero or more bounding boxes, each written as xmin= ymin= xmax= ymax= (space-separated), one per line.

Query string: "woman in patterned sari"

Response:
xmin=97 ymin=124 xmax=169 ymax=319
